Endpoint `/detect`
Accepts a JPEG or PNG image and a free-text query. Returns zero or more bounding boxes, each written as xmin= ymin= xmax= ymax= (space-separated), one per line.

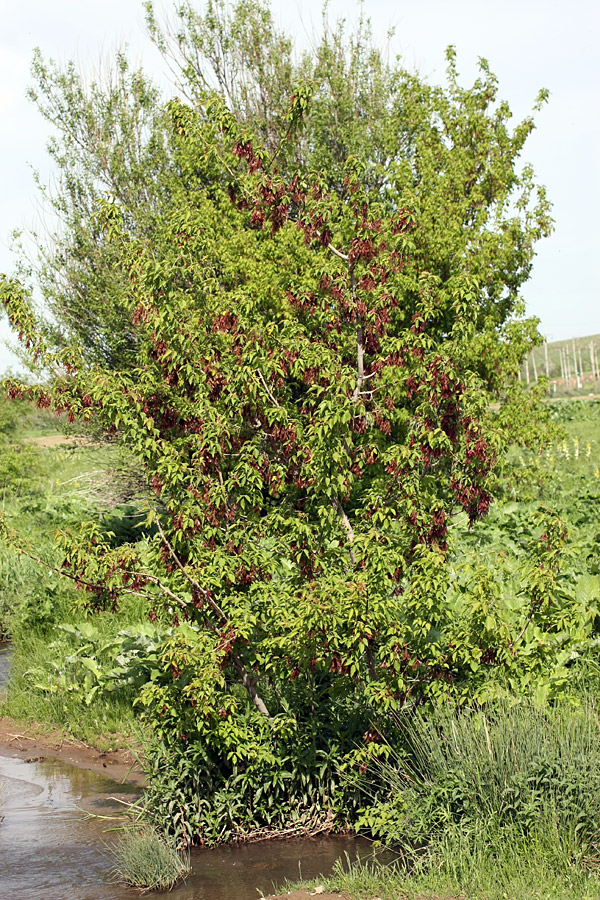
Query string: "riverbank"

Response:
xmin=0 ymin=715 xmax=144 ymax=785
xmin=267 ymin=892 xmax=351 ymax=900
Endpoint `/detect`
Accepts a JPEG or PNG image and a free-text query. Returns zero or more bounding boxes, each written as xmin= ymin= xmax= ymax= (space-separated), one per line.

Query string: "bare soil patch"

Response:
xmin=265 ymin=892 xmax=352 ymax=900
xmin=23 ymin=434 xmax=96 ymax=449
xmin=0 ymin=715 xmax=144 ymax=785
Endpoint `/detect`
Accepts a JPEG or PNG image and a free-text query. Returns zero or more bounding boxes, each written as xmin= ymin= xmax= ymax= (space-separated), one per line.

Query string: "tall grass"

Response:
xmin=332 ymin=700 xmax=600 ymax=899
xmin=319 ymin=836 xmax=600 ymax=900
xmin=109 ymin=827 xmax=190 ymax=891
xmin=360 ymin=701 xmax=600 ymax=862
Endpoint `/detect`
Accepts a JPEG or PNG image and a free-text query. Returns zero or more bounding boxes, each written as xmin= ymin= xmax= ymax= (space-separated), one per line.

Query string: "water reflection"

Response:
xmin=0 ymin=754 xmax=386 ymax=900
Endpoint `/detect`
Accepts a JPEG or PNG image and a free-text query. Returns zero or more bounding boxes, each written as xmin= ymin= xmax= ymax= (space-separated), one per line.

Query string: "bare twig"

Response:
xmin=257 ymin=368 xmax=280 ymax=408
xmin=331 ymin=497 xmax=356 ymax=567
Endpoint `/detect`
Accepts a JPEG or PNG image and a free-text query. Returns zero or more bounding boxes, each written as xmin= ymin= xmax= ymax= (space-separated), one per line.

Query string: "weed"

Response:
xmin=109 ymin=827 xmax=190 ymax=891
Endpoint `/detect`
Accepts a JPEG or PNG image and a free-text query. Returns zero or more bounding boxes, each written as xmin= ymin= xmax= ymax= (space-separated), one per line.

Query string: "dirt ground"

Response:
xmin=23 ymin=434 xmax=96 ymax=449
xmin=265 ymin=892 xmax=354 ymax=900
xmin=0 ymin=716 xmax=144 ymax=785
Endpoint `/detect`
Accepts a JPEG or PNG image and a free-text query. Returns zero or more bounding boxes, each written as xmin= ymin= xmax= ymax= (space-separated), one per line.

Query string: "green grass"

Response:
xmin=291 ymin=698 xmax=600 ymax=899
xmin=305 ymin=839 xmax=600 ymax=900
xmin=0 ymin=399 xmax=151 ymax=745
xmin=109 ymin=827 xmax=190 ymax=891
xmin=2 ymin=613 xmax=144 ymax=746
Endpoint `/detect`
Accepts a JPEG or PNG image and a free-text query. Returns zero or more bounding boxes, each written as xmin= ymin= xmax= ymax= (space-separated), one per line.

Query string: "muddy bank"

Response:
xmin=266 ymin=892 xmax=351 ymax=900
xmin=0 ymin=716 xmax=144 ymax=786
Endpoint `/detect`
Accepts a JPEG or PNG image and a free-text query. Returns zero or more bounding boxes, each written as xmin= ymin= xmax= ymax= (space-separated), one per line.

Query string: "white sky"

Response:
xmin=1 ymin=0 xmax=599 ymax=371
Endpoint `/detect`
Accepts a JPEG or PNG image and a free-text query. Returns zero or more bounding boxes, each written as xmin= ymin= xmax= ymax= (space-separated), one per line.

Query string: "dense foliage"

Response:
xmin=2 ymin=0 xmax=595 ymax=851
xmin=20 ymin=0 xmax=550 ymax=382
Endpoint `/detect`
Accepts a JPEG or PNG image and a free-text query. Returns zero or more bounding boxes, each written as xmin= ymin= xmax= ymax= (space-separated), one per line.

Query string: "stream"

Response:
xmin=0 ymin=753 xmax=383 ymax=900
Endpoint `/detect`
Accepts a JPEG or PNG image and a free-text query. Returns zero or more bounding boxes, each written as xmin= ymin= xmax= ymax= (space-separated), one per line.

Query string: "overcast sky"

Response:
xmin=1 ymin=0 xmax=599 ymax=371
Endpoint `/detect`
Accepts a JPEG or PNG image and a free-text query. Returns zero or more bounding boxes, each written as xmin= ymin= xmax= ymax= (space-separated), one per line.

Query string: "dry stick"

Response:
xmin=531 ymin=351 xmax=538 ymax=383
xmin=524 ymin=357 xmax=530 ymax=386
xmin=578 ymin=347 xmax=585 ymax=389
xmin=154 ymin=517 xmax=272 ymax=718
xmin=544 ymin=342 xmax=550 ymax=378
xmin=257 ymin=368 xmax=280 ymax=408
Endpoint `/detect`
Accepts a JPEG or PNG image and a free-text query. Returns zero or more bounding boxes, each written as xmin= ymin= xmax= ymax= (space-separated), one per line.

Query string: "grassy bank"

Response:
xmin=298 ymin=845 xmax=600 ymax=900
xmin=0 ymin=401 xmax=150 ymax=745
xmin=289 ymin=702 xmax=600 ymax=899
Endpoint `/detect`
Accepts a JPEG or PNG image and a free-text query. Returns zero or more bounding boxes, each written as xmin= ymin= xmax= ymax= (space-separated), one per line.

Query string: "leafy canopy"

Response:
xmin=16 ymin=0 xmax=551 ymax=382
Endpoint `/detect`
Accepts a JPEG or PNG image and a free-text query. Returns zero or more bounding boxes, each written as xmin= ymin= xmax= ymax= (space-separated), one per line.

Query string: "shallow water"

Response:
xmin=0 ymin=754 xmax=384 ymax=900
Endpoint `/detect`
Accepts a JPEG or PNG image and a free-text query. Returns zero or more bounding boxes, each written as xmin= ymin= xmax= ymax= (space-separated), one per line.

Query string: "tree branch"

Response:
xmin=331 ymin=497 xmax=356 ymax=567
xmin=327 ymin=242 xmax=350 ymax=262
xmin=350 ymin=266 xmax=365 ymax=404
xmin=257 ymin=368 xmax=280 ymax=408
xmin=231 ymin=654 xmax=272 ymax=718
xmin=155 ymin=517 xmax=228 ymax=622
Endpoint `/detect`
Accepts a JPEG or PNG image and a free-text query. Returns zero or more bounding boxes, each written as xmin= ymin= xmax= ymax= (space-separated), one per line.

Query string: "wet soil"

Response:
xmin=267 ymin=893 xmax=456 ymax=900
xmin=0 ymin=716 xmax=144 ymax=786
xmin=266 ymin=892 xmax=352 ymax=900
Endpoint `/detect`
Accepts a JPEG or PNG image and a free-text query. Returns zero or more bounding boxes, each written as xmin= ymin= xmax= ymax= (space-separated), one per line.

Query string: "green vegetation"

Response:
xmin=0 ymin=401 xmax=152 ymax=743
xmin=22 ymin=0 xmax=550 ymax=383
xmin=307 ymin=841 xmax=600 ymax=900
xmin=0 ymin=2 xmax=599 ymax=897
xmin=359 ymin=700 xmax=600 ymax=865
xmin=108 ymin=827 xmax=190 ymax=891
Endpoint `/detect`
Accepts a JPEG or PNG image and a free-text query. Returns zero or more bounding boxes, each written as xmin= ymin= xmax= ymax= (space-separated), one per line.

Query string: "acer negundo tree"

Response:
xmin=0 ymin=89 xmax=509 ymax=839
xmin=3 ymin=83 xmax=574 ymax=844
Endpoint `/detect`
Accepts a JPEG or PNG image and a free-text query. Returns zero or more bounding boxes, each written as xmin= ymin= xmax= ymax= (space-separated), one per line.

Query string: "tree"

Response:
xmin=13 ymin=50 xmax=171 ymax=368
xmin=16 ymin=0 xmax=552 ymax=389
xmin=2 ymin=85 xmax=585 ymax=844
